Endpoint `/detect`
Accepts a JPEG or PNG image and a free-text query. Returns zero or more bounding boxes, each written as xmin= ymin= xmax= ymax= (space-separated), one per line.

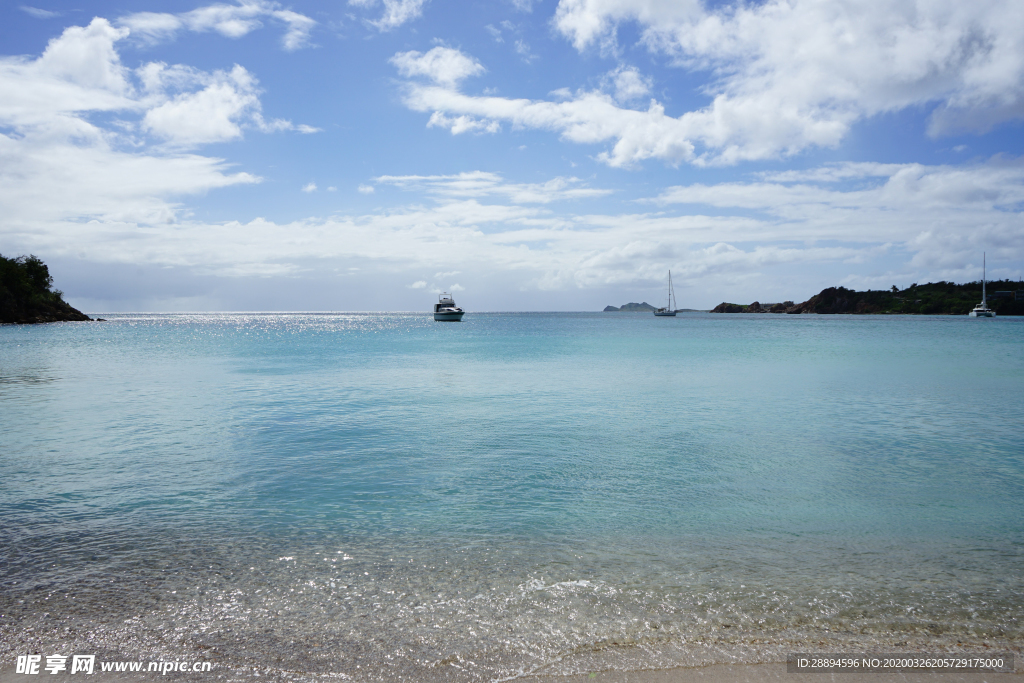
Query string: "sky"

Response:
xmin=2 ymin=0 xmax=1023 ymax=312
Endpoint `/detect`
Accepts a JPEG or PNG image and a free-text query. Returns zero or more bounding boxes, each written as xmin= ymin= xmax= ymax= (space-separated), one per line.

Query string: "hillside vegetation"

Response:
xmin=712 ymin=281 xmax=1024 ymax=315
xmin=0 ymin=254 xmax=91 ymax=324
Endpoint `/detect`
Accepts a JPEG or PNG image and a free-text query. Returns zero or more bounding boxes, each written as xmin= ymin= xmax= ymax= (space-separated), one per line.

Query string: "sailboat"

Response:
xmin=969 ymin=253 xmax=996 ymax=317
xmin=654 ymin=271 xmax=677 ymax=316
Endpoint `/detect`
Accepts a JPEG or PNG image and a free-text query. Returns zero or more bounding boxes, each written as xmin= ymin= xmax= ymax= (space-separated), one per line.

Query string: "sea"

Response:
xmin=1 ymin=312 xmax=1022 ymax=681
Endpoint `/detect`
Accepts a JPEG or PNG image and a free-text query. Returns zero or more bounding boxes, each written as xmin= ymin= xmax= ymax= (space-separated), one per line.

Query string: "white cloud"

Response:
xmin=409 ymin=280 xmax=427 ymax=288
xmin=605 ymin=65 xmax=651 ymax=104
xmin=396 ymin=78 xmax=696 ymax=167
xmin=0 ymin=137 xmax=258 ymax=226
xmin=0 ymin=15 xmax=320 ymax=234
xmin=119 ymin=1 xmax=316 ymax=51
xmin=302 ymin=182 xmax=317 ymax=193
xmin=426 ymin=111 xmax=500 ymax=134
xmin=551 ymin=0 xmax=1024 ymax=159
xmin=656 ymin=161 xmax=1024 ymax=216
xmin=756 ymin=163 xmax=906 ymax=184
xmin=143 ymin=65 xmax=261 ymax=146
xmin=119 ymin=12 xmax=184 ymax=44
xmin=0 ymin=19 xmax=135 ymax=149
xmin=275 ymin=10 xmax=317 ymax=51
xmin=553 ymin=0 xmax=701 ymax=52
xmin=21 ymin=6 xmax=60 ymax=19
xmin=374 ymin=171 xmax=612 ymax=203
xmin=0 ymin=17 xmax=314 ymax=151
xmin=647 ymin=159 xmax=1024 ymax=271
xmin=358 ymin=184 xmax=375 ymax=194
xmin=514 ymin=39 xmax=536 ymax=62
xmin=34 ymin=18 xmax=132 ymax=96
xmin=180 ymin=3 xmax=263 ymax=37
xmin=350 ymin=0 xmax=428 ymax=31
xmin=390 ymin=47 xmax=485 ymax=88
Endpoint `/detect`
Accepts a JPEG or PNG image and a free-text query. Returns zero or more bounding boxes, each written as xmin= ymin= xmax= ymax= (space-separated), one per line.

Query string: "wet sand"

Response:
xmin=517 ymin=663 xmax=1023 ymax=683
xmin=2 ymin=662 xmax=1022 ymax=683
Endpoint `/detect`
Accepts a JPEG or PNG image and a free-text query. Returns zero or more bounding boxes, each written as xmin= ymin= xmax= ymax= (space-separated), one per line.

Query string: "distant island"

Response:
xmin=604 ymin=302 xmax=656 ymax=311
xmin=1 ymin=254 xmax=92 ymax=324
xmin=604 ymin=302 xmax=703 ymax=312
xmin=712 ymin=282 xmax=1024 ymax=315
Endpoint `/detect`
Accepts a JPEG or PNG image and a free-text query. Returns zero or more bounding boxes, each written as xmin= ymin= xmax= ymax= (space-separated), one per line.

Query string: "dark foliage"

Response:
xmin=791 ymin=282 xmax=1024 ymax=315
xmin=711 ymin=302 xmax=749 ymax=313
xmin=711 ymin=281 xmax=1024 ymax=315
xmin=0 ymin=254 xmax=91 ymax=324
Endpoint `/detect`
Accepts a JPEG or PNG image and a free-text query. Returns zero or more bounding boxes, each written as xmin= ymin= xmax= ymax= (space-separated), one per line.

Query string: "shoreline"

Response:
xmin=2 ymin=622 xmax=1019 ymax=683
xmin=2 ymin=661 xmax=1020 ymax=683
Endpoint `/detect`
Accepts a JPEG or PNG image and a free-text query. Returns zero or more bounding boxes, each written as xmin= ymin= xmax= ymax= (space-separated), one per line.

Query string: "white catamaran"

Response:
xmin=969 ymin=253 xmax=996 ymax=318
xmin=654 ymin=271 xmax=677 ymax=317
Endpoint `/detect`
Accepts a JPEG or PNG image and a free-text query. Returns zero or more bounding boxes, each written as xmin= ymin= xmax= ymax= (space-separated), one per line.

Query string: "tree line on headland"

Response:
xmin=1 ymin=254 xmax=92 ymax=324
xmin=711 ymin=282 xmax=1024 ymax=315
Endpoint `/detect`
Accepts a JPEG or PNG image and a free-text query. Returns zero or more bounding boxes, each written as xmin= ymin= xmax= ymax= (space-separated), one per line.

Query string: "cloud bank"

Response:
xmin=7 ymin=161 xmax=1021 ymax=302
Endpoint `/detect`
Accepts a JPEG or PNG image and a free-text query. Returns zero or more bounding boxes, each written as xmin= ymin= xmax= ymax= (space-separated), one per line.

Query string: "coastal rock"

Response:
xmin=711 ymin=302 xmax=747 ymax=313
xmin=603 ymin=305 xmax=619 ymax=311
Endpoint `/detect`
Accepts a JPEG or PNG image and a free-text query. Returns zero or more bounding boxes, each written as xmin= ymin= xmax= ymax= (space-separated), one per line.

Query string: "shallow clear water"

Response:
xmin=2 ymin=312 xmax=1022 ymax=680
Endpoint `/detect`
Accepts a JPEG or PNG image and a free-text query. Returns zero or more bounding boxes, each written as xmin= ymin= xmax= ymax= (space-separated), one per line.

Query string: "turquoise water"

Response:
xmin=1 ymin=312 xmax=1022 ymax=680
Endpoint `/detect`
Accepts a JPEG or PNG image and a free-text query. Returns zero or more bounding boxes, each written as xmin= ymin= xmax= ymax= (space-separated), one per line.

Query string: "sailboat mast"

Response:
xmin=668 ymin=271 xmax=673 ymax=310
xmin=982 ymin=252 xmax=987 ymax=305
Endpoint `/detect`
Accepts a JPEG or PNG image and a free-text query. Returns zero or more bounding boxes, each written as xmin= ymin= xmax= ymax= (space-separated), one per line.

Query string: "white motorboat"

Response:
xmin=969 ymin=253 xmax=996 ymax=318
xmin=654 ymin=271 xmax=677 ymax=316
xmin=433 ymin=293 xmax=465 ymax=321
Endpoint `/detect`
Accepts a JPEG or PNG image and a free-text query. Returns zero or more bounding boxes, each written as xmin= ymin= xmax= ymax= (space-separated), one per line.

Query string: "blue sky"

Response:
xmin=2 ymin=0 xmax=1023 ymax=311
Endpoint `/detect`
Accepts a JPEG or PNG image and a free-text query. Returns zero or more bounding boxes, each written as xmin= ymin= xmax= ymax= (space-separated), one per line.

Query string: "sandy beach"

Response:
xmin=2 ymin=662 xmax=1022 ymax=683
xmin=518 ymin=663 xmax=1024 ymax=683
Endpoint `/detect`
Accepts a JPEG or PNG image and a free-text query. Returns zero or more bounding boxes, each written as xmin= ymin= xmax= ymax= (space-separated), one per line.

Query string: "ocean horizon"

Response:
xmin=2 ymin=312 xmax=1021 ymax=681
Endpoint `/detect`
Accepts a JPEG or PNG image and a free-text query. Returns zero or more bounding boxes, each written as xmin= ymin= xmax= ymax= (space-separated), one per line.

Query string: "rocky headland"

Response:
xmin=1 ymin=254 xmax=92 ymax=324
xmin=712 ymin=282 xmax=1024 ymax=315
